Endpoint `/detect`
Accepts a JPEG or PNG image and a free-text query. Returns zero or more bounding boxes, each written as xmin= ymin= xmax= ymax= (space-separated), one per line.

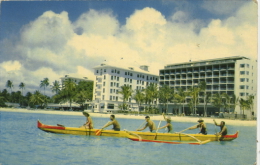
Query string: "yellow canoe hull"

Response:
xmin=37 ymin=120 xmax=238 ymax=141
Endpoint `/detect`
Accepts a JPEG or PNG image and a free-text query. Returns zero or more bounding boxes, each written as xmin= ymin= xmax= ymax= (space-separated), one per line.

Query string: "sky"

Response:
xmin=0 ymin=0 xmax=258 ymax=96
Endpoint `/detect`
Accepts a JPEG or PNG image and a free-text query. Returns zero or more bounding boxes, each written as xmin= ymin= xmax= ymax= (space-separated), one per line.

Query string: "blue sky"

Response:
xmin=0 ymin=0 xmax=257 ymax=96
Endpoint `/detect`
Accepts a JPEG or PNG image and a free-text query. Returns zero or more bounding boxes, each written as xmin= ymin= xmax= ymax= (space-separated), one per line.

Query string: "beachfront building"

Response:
xmin=159 ymin=56 xmax=257 ymax=118
xmin=92 ymin=63 xmax=159 ymax=113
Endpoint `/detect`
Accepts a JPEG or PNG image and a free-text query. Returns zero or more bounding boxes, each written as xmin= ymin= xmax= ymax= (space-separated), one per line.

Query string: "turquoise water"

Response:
xmin=0 ymin=111 xmax=256 ymax=165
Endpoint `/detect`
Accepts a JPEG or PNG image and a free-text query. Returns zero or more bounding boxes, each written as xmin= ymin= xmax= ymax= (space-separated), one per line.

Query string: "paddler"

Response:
xmin=213 ymin=119 xmax=228 ymax=140
xmin=101 ymin=115 xmax=121 ymax=131
xmin=136 ymin=116 xmax=156 ymax=133
xmin=188 ymin=118 xmax=207 ymax=135
xmin=80 ymin=111 xmax=94 ymax=129
xmin=158 ymin=113 xmax=173 ymax=133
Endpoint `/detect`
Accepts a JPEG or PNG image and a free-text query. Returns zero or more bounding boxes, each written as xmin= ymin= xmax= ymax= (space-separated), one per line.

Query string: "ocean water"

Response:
xmin=0 ymin=111 xmax=256 ymax=165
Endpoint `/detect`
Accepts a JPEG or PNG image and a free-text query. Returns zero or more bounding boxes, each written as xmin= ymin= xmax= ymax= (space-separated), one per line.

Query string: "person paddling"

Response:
xmin=136 ymin=116 xmax=156 ymax=133
xmin=188 ymin=118 xmax=207 ymax=135
xmin=101 ymin=115 xmax=121 ymax=131
xmin=213 ymin=119 xmax=227 ymax=140
xmin=80 ymin=111 xmax=93 ymax=129
xmin=158 ymin=113 xmax=173 ymax=133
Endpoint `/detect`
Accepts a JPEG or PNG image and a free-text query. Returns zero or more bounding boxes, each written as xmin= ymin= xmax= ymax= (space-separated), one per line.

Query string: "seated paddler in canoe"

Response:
xmin=213 ymin=119 xmax=228 ymax=141
xmin=101 ymin=115 xmax=121 ymax=131
xmin=188 ymin=118 xmax=207 ymax=135
xmin=136 ymin=116 xmax=156 ymax=133
xmin=80 ymin=111 xmax=94 ymax=129
xmin=157 ymin=113 xmax=173 ymax=133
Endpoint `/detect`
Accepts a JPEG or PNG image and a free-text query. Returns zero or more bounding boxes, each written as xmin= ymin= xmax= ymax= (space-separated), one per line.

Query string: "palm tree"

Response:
xmin=19 ymin=82 xmax=26 ymax=95
xmin=159 ymin=85 xmax=174 ymax=114
xmin=118 ymin=85 xmax=133 ymax=111
xmin=198 ymin=81 xmax=208 ymax=116
xmin=40 ymin=78 xmax=49 ymax=95
xmin=19 ymin=82 xmax=26 ymax=106
xmin=144 ymin=83 xmax=158 ymax=113
xmin=247 ymin=94 xmax=255 ymax=119
xmin=75 ymin=91 xmax=89 ymax=111
xmin=51 ymin=80 xmax=61 ymax=94
xmin=239 ymin=98 xmax=250 ymax=119
xmin=174 ymin=88 xmax=186 ymax=115
xmin=211 ymin=93 xmax=224 ymax=116
xmin=222 ymin=93 xmax=232 ymax=113
xmin=30 ymin=90 xmax=45 ymax=108
xmin=6 ymin=80 xmax=14 ymax=93
xmin=63 ymin=78 xmax=77 ymax=110
xmin=230 ymin=94 xmax=239 ymax=113
xmin=187 ymin=86 xmax=200 ymax=115
xmin=133 ymin=89 xmax=145 ymax=114
xmin=6 ymin=80 xmax=14 ymax=102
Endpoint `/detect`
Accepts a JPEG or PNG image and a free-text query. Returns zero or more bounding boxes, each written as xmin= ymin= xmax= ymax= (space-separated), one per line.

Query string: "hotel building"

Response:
xmin=159 ymin=56 xmax=257 ymax=117
xmin=92 ymin=63 xmax=159 ymax=113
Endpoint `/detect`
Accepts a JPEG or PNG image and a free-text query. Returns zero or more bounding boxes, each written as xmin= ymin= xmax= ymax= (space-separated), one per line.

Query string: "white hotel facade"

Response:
xmin=92 ymin=63 xmax=159 ymax=113
xmin=159 ymin=56 xmax=257 ymax=117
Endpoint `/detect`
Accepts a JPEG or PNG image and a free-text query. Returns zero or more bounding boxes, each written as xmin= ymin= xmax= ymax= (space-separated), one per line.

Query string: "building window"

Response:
xmin=116 ymin=96 xmax=118 ymax=101
xmin=110 ymin=89 xmax=113 ymax=93
xmin=103 ymin=82 xmax=105 ymax=86
xmin=110 ymin=82 xmax=113 ymax=87
xmin=96 ymin=70 xmax=99 ymax=73
xmin=111 ymin=76 xmax=113 ymax=80
xmin=102 ymin=95 xmax=105 ymax=100
xmin=240 ymin=78 xmax=245 ymax=82
xmin=103 ymin=88 xmax=105 ymax=93
xmin=125 ymin=72 xmax=127 ymax=75
xmin=110 ymin=96 xmax=112 ymax=100
xmin=117 ymin=77 xmax=119 ymax=81
xmin=124 ymin=78 xmax=127 ymax=82
xmin=112 ymin=69 xmax=114 ymax=73
xmin=107 ymin=104 xmax=114 ymax=109
xmin=104 ymin=75 xmax=106 ymax=79
xmin=137 ymin=74 xmax=139 ymax=78
xmin=240 ymin=85 xmax=245 ymax=89
xmin=240 ymin=93 xmax=245 ymax=96
xmin=117 ymin=71 xmax=120 ymax=74
xmin=240 ymin=64 xmax=245 ymax=68
xmin=117 ymin=83 xmax=119 ymax=87
xmin=247 ymin=64 xmax=249 ymax=68
xmin=240 ymin=71 xmax=245 ymax=75
xmin=130 ymin=79 xmax=132 ymax=83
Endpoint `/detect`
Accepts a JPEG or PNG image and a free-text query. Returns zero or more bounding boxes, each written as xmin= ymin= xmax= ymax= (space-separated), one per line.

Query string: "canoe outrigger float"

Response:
xmin=37 ymin=120 xmax=239 ymax=144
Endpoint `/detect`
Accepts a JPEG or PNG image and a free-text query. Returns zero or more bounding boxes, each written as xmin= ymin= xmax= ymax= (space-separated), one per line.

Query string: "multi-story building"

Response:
xmin=159 ymin=56 xmax=257 ymax=117
xmin=93 ymin=63 xmax=159 ymax=113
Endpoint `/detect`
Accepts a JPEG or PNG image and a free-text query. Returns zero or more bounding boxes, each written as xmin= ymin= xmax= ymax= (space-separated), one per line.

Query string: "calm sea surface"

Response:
xmin=0 ymin=110 xmax=256 ymax=165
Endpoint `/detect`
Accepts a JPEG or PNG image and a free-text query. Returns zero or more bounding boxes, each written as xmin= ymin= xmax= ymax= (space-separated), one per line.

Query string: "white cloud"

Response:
xmin=1 ymin=60 xmax=22 ymax=72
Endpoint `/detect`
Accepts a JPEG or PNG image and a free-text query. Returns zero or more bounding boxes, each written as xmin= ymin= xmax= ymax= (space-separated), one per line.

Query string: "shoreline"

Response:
xmin=0 ymin=108 xmax=257 ymax=126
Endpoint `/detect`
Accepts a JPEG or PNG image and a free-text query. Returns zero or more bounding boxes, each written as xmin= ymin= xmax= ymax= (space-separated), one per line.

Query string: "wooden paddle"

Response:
xmin=154 ymin=120 xmax=162 ymax=140
xmin=178 ymin=124 xmax=197 ymax=133
xmin=213 ymin=120 xmax=220 ymax=141
xmin=136 ymin=121 xmax=146 ymax=131
xmin=95 ymin=121 xmax=110 ymax=136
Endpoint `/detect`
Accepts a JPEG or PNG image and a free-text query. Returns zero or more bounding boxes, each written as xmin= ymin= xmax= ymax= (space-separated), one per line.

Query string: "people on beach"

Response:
xmin=158 ymin=113 xmax=173 ymax=133
xmin=101 ymin=115 xmax=121 ymax=131
xmin=80 ymin=111 xmax=93 ymax=129
xmin=188 ymin=118 xmax=207 ymax=135
xmin=136 ymin=116 xmax=156 ymax=132
xmin=213 ymin=119 xmax=228 ymax=140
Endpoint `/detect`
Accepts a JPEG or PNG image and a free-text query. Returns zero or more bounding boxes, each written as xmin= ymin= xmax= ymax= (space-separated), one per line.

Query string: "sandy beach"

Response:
xmin=0 ymin=108 xmax=257 ymax=126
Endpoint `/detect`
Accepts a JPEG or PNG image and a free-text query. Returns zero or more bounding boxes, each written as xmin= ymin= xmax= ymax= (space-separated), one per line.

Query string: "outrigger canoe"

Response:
xmin=37 ymin=120 xmax=239 ymax=142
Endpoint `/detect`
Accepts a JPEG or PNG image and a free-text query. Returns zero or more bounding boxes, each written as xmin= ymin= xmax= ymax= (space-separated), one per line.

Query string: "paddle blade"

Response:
xmin=95 ymin=129 xmax=102 ymax=136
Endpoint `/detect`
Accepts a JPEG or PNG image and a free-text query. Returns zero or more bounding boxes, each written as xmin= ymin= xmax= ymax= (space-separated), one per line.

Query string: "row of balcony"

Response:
xmin=160 ymin=71 xmax=235 ymax=75
xmin=160 ymin=75 xmax=235 ymax=80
